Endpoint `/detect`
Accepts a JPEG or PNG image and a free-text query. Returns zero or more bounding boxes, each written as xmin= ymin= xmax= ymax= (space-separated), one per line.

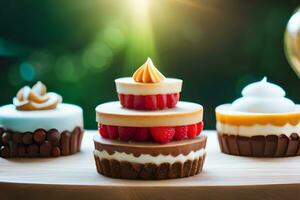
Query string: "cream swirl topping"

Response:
xmin=133 ymin=57 xmax=166 ymax=83
xmin=232 ymin=77 xmax=295 ymax=113
xmin=13 ymin=81 xmax=62 ymax=111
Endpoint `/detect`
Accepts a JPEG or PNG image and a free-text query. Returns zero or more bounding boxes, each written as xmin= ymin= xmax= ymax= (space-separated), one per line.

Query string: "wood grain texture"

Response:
xmin=1 ymin=130 xmax=300 ymax=200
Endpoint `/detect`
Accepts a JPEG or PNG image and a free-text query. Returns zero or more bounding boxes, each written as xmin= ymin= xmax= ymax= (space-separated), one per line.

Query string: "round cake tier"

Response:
xmin=0 ymin=104 xmax=83 ymax=132
xmin=115 ymin=77 xmax=182 ymax=95
xmin=96 ymin=101 xmax=203 ymax=127
xmin=93 ymin=135 xmax=207 ymax=179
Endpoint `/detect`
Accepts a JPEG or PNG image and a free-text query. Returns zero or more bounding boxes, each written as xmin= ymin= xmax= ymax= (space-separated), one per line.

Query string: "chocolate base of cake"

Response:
xmin=218 ymin=132 xmax=300 ymax=157
xmin=94 ymin=155 xmax=206 ymax=180
xmin=0 ymin=127 xmax=84 ymax=158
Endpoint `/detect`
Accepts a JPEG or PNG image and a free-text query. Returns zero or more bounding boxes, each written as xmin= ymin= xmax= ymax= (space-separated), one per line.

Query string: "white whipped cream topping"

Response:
xmin=217 ymin=121 xmax=300 ymax=137
xmin=232 ymin=77 xmax=295 ymax=113
xmin=0 ymin=104 xmax=83 ymax=132
xmin=94 ymin=149 xmax=205 ymax=165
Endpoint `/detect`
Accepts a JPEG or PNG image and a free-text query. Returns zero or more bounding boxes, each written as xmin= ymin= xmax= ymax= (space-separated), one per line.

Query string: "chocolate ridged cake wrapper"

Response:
xmin=218 ymin=132 xmax=300 ymax=157
xmin=0 ymin=127 xmax=84 ymax=158
xmin=94 ymin=154 xmax=205 ymax=180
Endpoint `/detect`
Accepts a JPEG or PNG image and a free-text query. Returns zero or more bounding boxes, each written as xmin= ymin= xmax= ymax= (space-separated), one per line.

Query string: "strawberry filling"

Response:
xmin=98 ymin=121 xmax=204 ymax=144
xmin=118 ymin=93 xmax=180 ymax=110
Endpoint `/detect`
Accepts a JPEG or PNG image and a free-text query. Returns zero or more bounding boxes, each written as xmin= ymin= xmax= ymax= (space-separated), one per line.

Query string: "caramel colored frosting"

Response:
xmin=216 ymin=104 xmax=300 ymax=126
xmin=132 ymin=57 xmax=166 ymax=83
xmin=13 ymin=81 xmax=62 ymax=111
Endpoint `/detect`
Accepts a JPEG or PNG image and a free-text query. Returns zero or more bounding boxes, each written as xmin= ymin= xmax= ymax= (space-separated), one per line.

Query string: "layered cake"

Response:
xmin=94 ymin=58 xmax=206 ymax=179
xmin=0 ymin=82 xmax=84 ymax=158
xmin=115 ymin=58 xmax=182 ymax=110
xmin=216 ymin=77 xmax=300 ymax=157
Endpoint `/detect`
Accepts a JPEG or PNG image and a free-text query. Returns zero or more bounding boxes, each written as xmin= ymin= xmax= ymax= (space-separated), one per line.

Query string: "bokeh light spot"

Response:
xmin=102 ymin=27 xmax=125 ymax=50
xmin=83 ymin=43 xmax=113 ymax=70
xmin=19 ymin=62 xmax=35 ymax=81
xmin=54 ymin=56 xmax=77 ymax=82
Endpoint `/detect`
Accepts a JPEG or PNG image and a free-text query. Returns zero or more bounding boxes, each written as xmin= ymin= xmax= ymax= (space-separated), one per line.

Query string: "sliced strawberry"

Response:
xmin=167 ymin=94 xmax=177 ymax=108
xmin=133 ymin=95 xmax=145 ymax=110
xmin=134 ymin=128 xmax=151 ymax=141
xmin=118 ymin=127 xmax=136 ymax=141
xmin=174 ymin=126 xmax=188 ymax=140
xmin=157 ymin=94 xmax=167 ymax=109
xmin=124 ymin=94 xmax=134 ymax=109
xmin=187 ymin=124 xmax=197 ymax=139
xmin=197 ymin=121 xmax=204 ymax=136
xmin=174 ymin=93 xmax=180 ymax=102
xmin=118 ymin=94 xmax=125 ymax=107
xmin=99 ymin=124 xmax=109 ymax=138
xmin=145 ymin=95 xmax=157 ymax=110
xmin=106 ymin=125 xmax=119 ymax=139
xmin=150 ymin=127 xmax=175 ymax=144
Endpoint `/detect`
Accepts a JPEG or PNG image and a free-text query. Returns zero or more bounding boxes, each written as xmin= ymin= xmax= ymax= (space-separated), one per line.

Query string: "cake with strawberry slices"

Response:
xmin=115 ymin=58 xmax=182 ymax=110
xmin=216 ymin=77 xmax=300 ymax=157
xmin=0 ymin=82 xmax=84 ymax=158
xmin=94 ymin=58 xmax=206 ymax=179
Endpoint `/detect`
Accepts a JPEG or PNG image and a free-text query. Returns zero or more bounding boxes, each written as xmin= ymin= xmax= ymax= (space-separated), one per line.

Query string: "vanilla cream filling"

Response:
xmin=217 ymin=121 xmax=300 ymax=137
xmin=94 ymin=149 xmax=205 ymax=165
xmin=115 ymin=77 xmax=182 ymax=95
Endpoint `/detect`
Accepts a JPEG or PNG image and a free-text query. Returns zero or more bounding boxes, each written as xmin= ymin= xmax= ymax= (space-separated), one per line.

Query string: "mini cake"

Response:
xmin=94 ymin=135 xmax=206 ymax=179
xmin=115 ymin=58 xmax=182 ymax=110
xmin=0 ymin=82 xmax=84 ymax=158
xmin=94 ymin=58 xmax=206 ymax=179
xmin=216 ymin=77 xmax=300 ymax=157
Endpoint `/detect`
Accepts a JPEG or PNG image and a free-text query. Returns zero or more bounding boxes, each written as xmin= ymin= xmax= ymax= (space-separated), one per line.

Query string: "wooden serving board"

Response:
xmin=1 ymin=130 xmax=300 ymax=200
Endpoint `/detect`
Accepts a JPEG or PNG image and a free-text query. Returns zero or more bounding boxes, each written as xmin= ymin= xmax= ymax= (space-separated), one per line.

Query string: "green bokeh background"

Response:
xmin=0 ymin=0 xmax=299 ymax=129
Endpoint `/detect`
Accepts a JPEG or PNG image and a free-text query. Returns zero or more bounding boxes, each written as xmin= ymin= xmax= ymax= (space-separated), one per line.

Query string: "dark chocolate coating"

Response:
xmin=61 ymin=131 xmax=71 ymax=156
xmin=70 ymin=129 xmax=79 ymax=154
xmin=51 ymin=146 xmax=61 ymax=157
xmin=12 ymin=133 xmax=23 ymax=143
xmin=47 ymin=129 xmax=60 ymax=146
xmin=0 ymin=128 xmax=4 ymax=144
xmin=94 ymin=155 xmax=206 ymax=180
xmin=33 ymin=129 xmax=46 ymax=144
xmin=18 ymin=145 xmax=27 ymax=157
xmin=22 ymin=132 xmax=33 ymax=145
xmin=27 ymin=144 xmax=39 ymax=157
xmin=10 ymin=142 xmax=18 ymax=157
xmin=218 ymin=132 xmax=300 ymax=157
xmin=94 ymin=135 xmax=207 ymax=157
xmin=2 ymin=132 xmax=11 ymax=144
xmin=77 ymin=127 xmax=84 ymax=152
xmin=0 ymin=146 xmax=10 ymax=158
xmin=40 ymin=141 xmax=52 ymax=157
xmin=0 ymin=127 xmax=84 ymax=158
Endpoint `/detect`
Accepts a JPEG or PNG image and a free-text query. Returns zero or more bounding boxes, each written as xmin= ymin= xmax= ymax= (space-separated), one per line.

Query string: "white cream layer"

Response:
xmin=0 ymin=104 xmax=83 ymax=132
xmin=115 ymin=77 xmax=182 ymax=95
xmin=232 ymin=77 xmax=295 ymax=113
xmin=94 ymin=149 xmax=205 ymax=165
xmin=217 ymin=122 xmax=300 ymax=137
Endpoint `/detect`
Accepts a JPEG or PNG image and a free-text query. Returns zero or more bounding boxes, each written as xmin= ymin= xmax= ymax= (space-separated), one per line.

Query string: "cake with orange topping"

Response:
xmin=0 ymin=82 xmax=84 ymax=158
xmin=115 ymin=58 xmax=182 ymax=110
xmin=216 ymin=77 xmax=300 ymax=157
xmin=94 ymin=58 xmax=206 ymax=179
